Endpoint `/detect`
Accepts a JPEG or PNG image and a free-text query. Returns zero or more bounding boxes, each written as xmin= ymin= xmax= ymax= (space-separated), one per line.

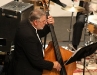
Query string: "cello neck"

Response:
xmin=49 ymin=25 xmax=67 ymax=75
xmin=49 ymin=25 xmax=61 ymax=60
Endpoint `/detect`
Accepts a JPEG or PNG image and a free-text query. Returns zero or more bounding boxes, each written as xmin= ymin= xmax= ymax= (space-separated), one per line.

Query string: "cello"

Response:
xmin=41 ymin=0 xmax=76 ymax=75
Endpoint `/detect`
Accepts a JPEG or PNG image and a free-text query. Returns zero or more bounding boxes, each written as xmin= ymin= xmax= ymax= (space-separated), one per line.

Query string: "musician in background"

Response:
xmin=72 ymin=0 xmax=89 ymax=50
xmin=72 ymin=0 xmax=97 ymax=51
xmin=7 ymin=9 xmax=61 ymax=75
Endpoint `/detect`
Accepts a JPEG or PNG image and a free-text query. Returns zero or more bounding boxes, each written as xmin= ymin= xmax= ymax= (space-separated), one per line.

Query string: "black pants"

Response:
xmin=72 ymin=12 xmax=86 ymax=49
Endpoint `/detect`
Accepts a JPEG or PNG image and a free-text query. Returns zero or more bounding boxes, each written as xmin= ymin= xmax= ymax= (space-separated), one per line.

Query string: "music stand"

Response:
xmin=65 ymin=42 xmax=97 ymax=65
xmin=64 ymin=42 xmax=97 ymax=75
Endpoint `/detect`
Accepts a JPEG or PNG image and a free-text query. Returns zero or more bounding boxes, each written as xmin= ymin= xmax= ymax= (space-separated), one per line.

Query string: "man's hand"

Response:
xmin=89 ymin=3 xmax=97 ymax=12
xmin=53 ymin=61 xmax=61 ymax=71
xmin=47 ymin=16 xmax=54 ymax=25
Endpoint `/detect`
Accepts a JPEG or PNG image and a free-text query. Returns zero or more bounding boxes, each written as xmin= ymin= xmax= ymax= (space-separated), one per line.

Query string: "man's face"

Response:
xmin=36 ymin=15 xmax=47 ymax=30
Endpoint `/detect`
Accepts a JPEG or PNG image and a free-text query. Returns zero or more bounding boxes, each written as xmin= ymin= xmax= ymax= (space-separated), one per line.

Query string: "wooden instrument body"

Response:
xmin=43 ymin=42 xmax=76 ymax=75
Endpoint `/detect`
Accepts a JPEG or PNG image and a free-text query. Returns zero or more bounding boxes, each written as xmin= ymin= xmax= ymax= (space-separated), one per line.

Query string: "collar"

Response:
xmin=32 ymin=24 xmax=37 ymax=33
xmin=30 ymin=21 xmax=38 ymax=33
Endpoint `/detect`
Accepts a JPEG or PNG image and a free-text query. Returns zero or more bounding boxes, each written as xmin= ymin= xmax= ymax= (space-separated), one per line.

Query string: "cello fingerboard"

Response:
xmin=49 ymin=24 xmax=67 ymax=75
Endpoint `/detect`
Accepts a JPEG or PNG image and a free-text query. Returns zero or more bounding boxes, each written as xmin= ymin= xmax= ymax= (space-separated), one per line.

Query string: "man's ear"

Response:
xmin=33 ymin=20 xmax=37 ymax=26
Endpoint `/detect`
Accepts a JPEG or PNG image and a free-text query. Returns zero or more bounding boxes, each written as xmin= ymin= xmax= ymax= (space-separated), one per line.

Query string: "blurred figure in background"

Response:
xmin=72 ymin=0 xmax=86 ymax=50
xmin=72 ymin=0 xmax=97 ymax=50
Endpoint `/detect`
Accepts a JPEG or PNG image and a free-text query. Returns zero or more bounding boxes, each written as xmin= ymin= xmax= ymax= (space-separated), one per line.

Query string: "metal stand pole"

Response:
xmin=68 ymin=2 xmax=75 ymax=45
xmin=83 ymin=13 xmax=89 ymax=44
xmin=68 ymin=12 xmax=74 ymax=44
xmin=83 ymin=58 xmax=86 ymax=75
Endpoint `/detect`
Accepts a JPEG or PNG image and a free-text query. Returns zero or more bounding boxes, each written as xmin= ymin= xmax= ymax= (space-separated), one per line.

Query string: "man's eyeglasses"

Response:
xmin=37 ymin=19 xmax=47 ymax=24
